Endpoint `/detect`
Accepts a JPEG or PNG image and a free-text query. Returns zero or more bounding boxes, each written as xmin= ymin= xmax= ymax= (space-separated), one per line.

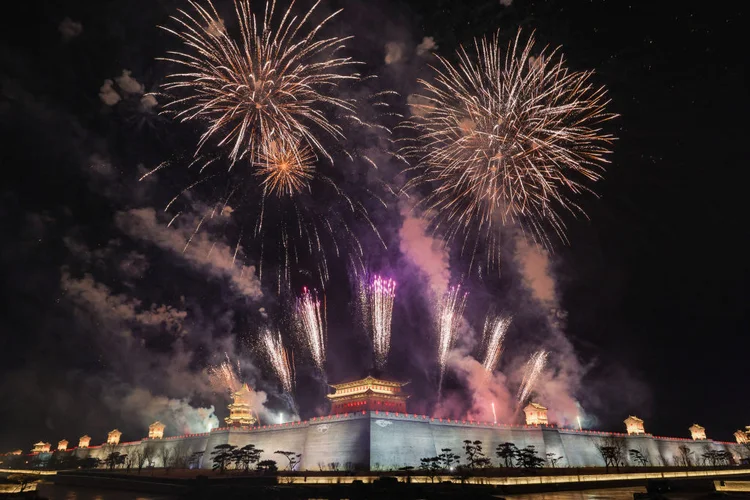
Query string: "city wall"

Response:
xmin=34 ymin=411 xmax=742 ymax=471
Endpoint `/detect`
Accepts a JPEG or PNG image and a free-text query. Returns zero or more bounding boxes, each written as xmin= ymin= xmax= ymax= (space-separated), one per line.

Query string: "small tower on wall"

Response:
xmin=225 ymin=383 xmax=257 ymax=427
xmin=78 ymin=435 xmax=91 ymax=448
xmin=624 ymin=415 xmax=645 ymax=435
xmin=57 ymin=439 xmax=69 ymax=451
xmin=148 ymin=421 xmax=166 ymax=439
xmin=735 ymin=428 xmax=749 ymax=444
xmin=107 ymin=429 xmax=122 ymax=445
xmin=689 ymin=424 xmax=706 ymax=441
xmin=32 ymin=442 xmax=51 ymax=453
xmin=523 ymin=402 xmax=549 ymax=426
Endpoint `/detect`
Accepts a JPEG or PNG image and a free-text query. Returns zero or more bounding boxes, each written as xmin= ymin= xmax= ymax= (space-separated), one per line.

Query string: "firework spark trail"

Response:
xmin=437 ymin=285 xmax=468 ymax=390
xmin=254 ymin=140 xmax=315 ymax=197
xmin=492 ymin=402 xmax=497 ymax=424
xmin=295 ymin=287 xmax=326 ymax=372
xmin=517 ymin=350 xmax=548 ymax=405
xmin=261 ymin=329 xmax=294 ymax=394
xmin=159 ymin=0 xmax=358 ymax=166
xmin=482 ymin=315 xmax=512 ymax=372
xmin=365 ymin=275 xmax=397 ymax=370
xmin=401 ymin=29 xmax=616 ymax=273
xmin=208 ymin=353 xmax=242 ymax=394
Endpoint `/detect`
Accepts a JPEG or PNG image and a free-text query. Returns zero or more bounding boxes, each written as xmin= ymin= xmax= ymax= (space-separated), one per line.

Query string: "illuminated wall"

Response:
xmin=29 ymin=412 xmax=746 ymax=471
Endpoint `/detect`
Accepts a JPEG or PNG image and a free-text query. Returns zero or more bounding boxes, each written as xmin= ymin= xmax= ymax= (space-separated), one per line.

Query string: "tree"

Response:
xmin=104 ymin=452 xmax=127 ymax=471
xmin=240 ymin=445 xmax=262 ymax=472
xmin=130 ymin=448 xmax=144 ymax=474
xmin=516 ymin=446 xmax=545 ymax=470
xmin=159 ymin=447 xmax=174 ymax=473
xmin=257 ymin=459 xmax=278 ymax=473
xmin=676 ymin=445 xmax=694 ymax=467
xmin=173 ymin=441 xmax=192 ymax=469
xmin=438 ymin=448 xmax=460 ymax=471
xmin=231 ymin=448 xmax=245 ymax=471
xmin=419 ymin=456 xmax=441 ymax=482
xmin=211 ymin=444 xmax=236 ymax=474
xmin=546 ymin=452 xmax=563 ymax=468
xmin=79 ymin=457 xmax=100 ymax=469
xmin=462 ymin=440 xmax=490 ymax=469
xmin=188 ymin=451 xmax=204 ymax=469
xmin=275 ymin=450 xmax=302 ymax=471
xmin=596 ymin=436 xmax=626 ymax=472
xmin=629 ymin=448 xmax=650 ymax=466
xmin=496 ymin=442 xmax=518 ymax=468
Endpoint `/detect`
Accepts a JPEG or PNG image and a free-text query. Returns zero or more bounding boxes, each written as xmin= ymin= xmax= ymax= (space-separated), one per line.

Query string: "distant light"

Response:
xmin=279 ymin=413 xmax=284 ymax=424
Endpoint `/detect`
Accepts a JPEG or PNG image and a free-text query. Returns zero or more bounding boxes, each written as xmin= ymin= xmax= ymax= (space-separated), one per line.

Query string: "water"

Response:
xmin=36 ymin=482 xmax=176 ymax=500
xmin=37 ymin=482 xmax=645 ymax=500
xmin=506 ymin=487 xmax=646 ymax=499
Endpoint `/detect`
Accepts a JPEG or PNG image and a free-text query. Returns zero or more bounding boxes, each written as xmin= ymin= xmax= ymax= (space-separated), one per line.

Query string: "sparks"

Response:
xmin=295 ymin=287 xmax=326 ymax=372
xmin=437 ymin=285 xmax=468 ymax=387
xmin=517 ymin=350 xmax=548 ymax=405
xmin=159 ymin=0 xmax=357 ymax=165
xmin=208 ymin=353 xmax=242 ymax=395
xmin=482 ymin=314 xmax=512 ymax=372
xmin=261 ymin=329 xmax=295 ymax=394
xmin=364 ymin=275 xmax=397 ymax=370
xmin=254 ymin=140 xmax=315 ymax=197
xmin=401 ymin=29 xmax=616 ymax=274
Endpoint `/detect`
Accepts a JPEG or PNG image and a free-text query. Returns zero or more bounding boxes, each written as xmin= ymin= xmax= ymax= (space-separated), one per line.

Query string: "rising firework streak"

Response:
xmin=363 ymin=275 xmax=397 ymax=370
xmin=295 ymin=287 xmax=326 ymax=372
xmin=261 ymin=329 xmax=295 ymax=394
xmin=517 ymin=350 xmax=549 ymax=405
xmin=401 ymin=29 xmax=616 ymax=273
xmin=482 ymin=314 xmax=512 ymax=372
xmin=437 ymin=285 xmax=468 ymax=389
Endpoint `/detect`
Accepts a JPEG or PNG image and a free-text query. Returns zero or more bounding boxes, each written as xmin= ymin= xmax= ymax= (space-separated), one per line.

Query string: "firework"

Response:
xmin=517 ymin=350 xmax=548 ymax=405
xmin=401 ymin=30 xmax=616 ymax=272
xmin=261 ymin=329 xmax=295 ymax=393
xmin=160 ymin=0 xmax=357 ymax=164
xmin=437 ymin=285 xmax=468 ymax=386
xmin=295 ymin=287 xmax=326 ymax=371
xmin=208 ymin=353 xmax=242 ymax=394
xmin=254 ymin=140 xmax=315 ymax=197
xmin=482 ymin=314 xmax=512 ymax=372
xmin=491 ymin=402 xmax=497 ymax=424
xmin=362 ymin=275 xmax=397 ymax=369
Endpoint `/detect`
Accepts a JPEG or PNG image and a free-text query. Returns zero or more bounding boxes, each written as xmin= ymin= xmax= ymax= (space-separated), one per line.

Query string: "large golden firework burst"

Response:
xmin=159 ymin=0 xmax=357 ymax=165
xmin=254 ymin=140 xmax=315 ymax=197
xmin=402 ymin=30 xmax=617 ymax=272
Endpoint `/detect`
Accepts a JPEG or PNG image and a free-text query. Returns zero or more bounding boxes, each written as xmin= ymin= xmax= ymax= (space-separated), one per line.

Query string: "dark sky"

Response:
xmin=0 ymin=0 xmax=747 ymax=453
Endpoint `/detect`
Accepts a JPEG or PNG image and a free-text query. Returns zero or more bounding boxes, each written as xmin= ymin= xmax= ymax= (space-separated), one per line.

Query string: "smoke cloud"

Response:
xmin=384 ymin=41 xmax=407 ymax=64
xmin=416 ymin=36 xmax=438 ymax=57
xmin=99 ymin=80 xmax=121 ymax=106
xmin=111 ymin=387 xmax=219 ymax=435
xmin=115 ymin=208 xmax=263 ymax=300
xmin=436 ymin=351 xmax=514 ymax=422
xmin=398 ymin=205 xmax=450 ymax=296
xmin=58 ymin=17 xmax=83 ymax=41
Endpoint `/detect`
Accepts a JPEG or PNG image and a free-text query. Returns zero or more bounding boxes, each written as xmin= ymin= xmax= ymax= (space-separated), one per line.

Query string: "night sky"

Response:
xmin=0 ymin=0 xmax=747 ymax=453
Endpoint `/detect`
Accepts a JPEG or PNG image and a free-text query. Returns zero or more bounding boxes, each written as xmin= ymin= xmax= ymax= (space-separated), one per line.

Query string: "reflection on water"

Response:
xmin=506 ymin=487 xmax=646 ymax=499
xmin=38 ymin=482 xmax=645 ymax=500
xmin=37 ymin=483 xmax=176 ymax=500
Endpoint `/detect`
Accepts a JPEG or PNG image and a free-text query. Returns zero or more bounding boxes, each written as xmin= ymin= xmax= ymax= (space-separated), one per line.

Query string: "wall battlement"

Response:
xmin=28 ymin=411 xmax=744 ymax=471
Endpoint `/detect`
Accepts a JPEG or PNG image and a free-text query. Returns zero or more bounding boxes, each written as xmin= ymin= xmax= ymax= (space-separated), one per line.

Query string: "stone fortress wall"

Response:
xmin=33 ymin=411 xmax=743 ymax=471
